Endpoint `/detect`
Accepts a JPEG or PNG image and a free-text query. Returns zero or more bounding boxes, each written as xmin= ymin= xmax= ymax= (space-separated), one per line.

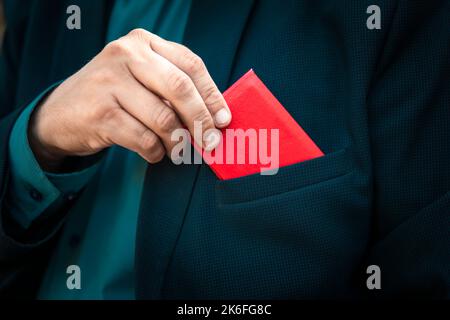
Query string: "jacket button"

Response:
xmin=29 ymin=188 xmax=43 ymax=202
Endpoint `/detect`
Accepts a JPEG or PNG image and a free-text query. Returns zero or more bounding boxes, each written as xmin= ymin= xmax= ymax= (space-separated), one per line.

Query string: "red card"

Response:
xmin=194 ymin=69 xmax=324 ymax=180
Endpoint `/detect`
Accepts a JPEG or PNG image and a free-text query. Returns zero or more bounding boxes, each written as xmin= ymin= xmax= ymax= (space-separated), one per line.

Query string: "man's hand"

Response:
xmin=29 ymin=29 xmax=231 ymax=170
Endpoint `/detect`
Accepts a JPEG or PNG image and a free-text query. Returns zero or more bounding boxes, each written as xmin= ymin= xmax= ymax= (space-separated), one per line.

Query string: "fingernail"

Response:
xmin=204 ymin=129 xmax=221 ymax=151
xmin=214 ymin=108 xmax=231 ymax=126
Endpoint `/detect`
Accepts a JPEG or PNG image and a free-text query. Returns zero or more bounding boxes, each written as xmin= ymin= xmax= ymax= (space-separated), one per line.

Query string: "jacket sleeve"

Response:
xmin=0 ymin=108 xmax=71 ymax=299
xmin=365 ymin=0 xmax=450 ymax=298
xmin=7 ymin=86 xmax=100 ymax=230
xmin=0 ymin=3 xmax=56 ymax=298
xmin=0 ymin=2 xmax=100 ymax=298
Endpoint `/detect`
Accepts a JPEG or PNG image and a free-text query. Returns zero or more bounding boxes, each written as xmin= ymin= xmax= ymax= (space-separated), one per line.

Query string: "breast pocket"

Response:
xmin=215 ymin=147 xmax=354 ymax=206
xmin=207 ymin=147 xmax=370 ymax=297
xmin=214 ymin=146 xmax=369 ymax=247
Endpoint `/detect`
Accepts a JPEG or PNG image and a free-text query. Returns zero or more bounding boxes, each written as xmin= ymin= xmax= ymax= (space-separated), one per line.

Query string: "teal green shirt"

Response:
xmin=8 ymin=0 xmax=191 ymax=300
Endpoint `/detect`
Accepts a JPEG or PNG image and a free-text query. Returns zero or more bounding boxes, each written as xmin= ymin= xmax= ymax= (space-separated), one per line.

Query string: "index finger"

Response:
xmin=147 ymin=34 xmax=232 ymax=128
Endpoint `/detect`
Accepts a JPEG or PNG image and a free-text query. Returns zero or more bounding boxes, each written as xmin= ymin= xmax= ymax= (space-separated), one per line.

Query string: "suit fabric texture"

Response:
xmin=0 ymin=0 xmax=449 ymax=299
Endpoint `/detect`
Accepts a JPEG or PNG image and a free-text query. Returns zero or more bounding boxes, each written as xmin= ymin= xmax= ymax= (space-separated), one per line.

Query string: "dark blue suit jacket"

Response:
xmin=0 ymin=0 xmax=449 ymax=298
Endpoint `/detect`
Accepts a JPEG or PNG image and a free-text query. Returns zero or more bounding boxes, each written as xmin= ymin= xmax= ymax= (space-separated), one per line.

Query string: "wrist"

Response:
xmin=28 ymin=105 xmax=67 ymax=172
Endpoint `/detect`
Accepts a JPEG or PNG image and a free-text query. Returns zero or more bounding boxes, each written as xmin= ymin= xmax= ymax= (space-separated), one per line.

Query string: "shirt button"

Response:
xmin=29 ymin=188 xmax=43 ymax=202
xmin=66 ymin=193 xmax=78 ymax=201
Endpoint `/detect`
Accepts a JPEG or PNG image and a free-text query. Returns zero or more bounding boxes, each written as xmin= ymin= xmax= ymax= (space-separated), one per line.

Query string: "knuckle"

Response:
xmin=128 ymin=28 xmax=148 ymax=39
xmin=183 ymin=51 xmax=205 ymax=74
xmin=99 ymin=107 xmax=122 ymax=124
xmin=192 ymin=109 xmax=213 ymax=128
xmin=147 ymin=149 xmax=165 ymax=163
xmin=202 ymin=86 xmax=223 ymax=108
xmin=139 ymin=130 xmax=160 ymax=152
xmin=167 ymin=70 xmax=192 ymax=97
xmin=105 ymin=39 xmax=131 ymax=57
xmin=154 ymin=107 xmax=178 ymax=133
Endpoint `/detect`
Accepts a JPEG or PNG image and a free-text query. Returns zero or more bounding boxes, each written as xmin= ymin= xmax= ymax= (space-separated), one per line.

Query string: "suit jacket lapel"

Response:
xmin=183 ymin=0 xmax=256 ymax=91
xmin=135 ymin=0 xmax=255 ymax=299
xmin=49 ymin=0 xmax=113 ymax=82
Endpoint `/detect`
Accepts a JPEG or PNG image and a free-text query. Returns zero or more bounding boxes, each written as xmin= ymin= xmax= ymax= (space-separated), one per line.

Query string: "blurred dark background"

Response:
xmin=0 ymin=0 xmax=4 ymax=45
